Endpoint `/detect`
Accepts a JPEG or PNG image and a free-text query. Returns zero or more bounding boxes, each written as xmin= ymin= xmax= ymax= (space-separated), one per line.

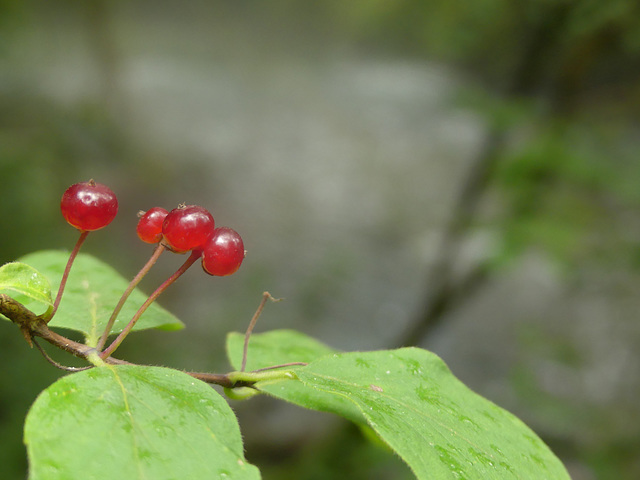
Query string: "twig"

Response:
xmin=251 ymin=362 xmax=308 ymax=372
xmin=241 ymin=292 xmax=282 ymax=372
xmin=32 ymin=337 xmax=94 ymax=372
xmin=186 ymin=371 xmax=251 ymax=389
xmin=2 ymin=292 xmax=305 ymax=391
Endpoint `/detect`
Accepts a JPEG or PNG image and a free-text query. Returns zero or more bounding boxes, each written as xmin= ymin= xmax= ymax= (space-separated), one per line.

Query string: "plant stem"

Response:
xmin=250 ymin=362 xmax=308 ymax=372
xmin=96 ymin=243 xmax=166 ymax=351
xmin=241 ymin=292 xmax=281 ymax=372
xmin=2 ymin=293 xmax=279 ymax=390
xmin=101 ymin=250 xmax=201 ymax=359
xmin=187 ymin=371 xmax=243 ymax=389
xmin=228 ymin=368 xmax=297 ymax=385
xmin=32 ymin=337 xmax=94 ymax=372
xmin=46 ymin=230 xmax=89 ymax=322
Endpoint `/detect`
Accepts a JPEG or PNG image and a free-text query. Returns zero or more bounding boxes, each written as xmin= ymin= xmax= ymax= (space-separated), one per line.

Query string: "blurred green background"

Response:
xmin=1 ymin=1 xmax=639 ymax=479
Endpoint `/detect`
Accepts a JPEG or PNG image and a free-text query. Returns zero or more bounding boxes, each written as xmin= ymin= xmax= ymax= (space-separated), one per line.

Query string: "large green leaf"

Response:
xmin=0 ymin=262 xmax=53 ymax=316
xmin=19 ymin=250 xmax=183 ymax=343
xmin=226 ymin=330 xmax=365 ymax=424
xmin=227 ymin=330 xmax=570 ymax=479
xmin=24 ymin=365 xmax=260 ymax=480
xmin=298 ymin=349 xmax=570 ymax=479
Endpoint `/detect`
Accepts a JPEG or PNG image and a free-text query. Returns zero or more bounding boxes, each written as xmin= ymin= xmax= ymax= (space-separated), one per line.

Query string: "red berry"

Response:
xmin=162 ymin=205 xmax=215 ymax=253
xmin=60 ymin=180 xmax=118 ymax=231
xmin=136 ymin=207 xmax=169 ymax=244
xmin=201 ymin=227 xmax=245 ymax=276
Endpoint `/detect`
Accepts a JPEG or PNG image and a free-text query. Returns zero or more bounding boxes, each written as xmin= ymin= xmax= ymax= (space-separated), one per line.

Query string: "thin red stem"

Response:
xmin=96 ymin=243 xmax=166 ymax=351
xmin=101 ymin=250 xmax=201 ymax=359
xmin=46 ymin=231 xmax=89 ymax=321
xmin=241 ymin=292 xmax=280 ymax=372
xmin=250 ymin=362 xmax=308 ymax=373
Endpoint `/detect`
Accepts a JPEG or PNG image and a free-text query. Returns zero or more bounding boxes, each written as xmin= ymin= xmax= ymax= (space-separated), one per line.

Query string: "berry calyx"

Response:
xmin=161 ymin=205 xmax=215 ymax=253
xmin=136 ymin=207 xmax=169 ymax=244
xmin=201 ymin=227 xmax=245 ymax=276
xmin=60 ymin=180 xmax=118 ymax=231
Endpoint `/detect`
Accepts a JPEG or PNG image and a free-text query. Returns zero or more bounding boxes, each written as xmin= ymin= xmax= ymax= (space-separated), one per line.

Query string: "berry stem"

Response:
xmin=249 ymin=362 xmax=308 ymax=372
xmin=95 ymin=243 xmax=166 ymax=351
xmin=241 ymin=292 xmax=281 ymax=372
xmin=101 ymin=249 xmax=201 ymax=359
xmin=45 ymin=231 xmax=89 ymax=322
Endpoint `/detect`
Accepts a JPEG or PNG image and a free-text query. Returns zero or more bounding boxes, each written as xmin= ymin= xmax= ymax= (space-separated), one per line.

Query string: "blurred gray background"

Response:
xmin=1 ymin=1 xmax=639 ymax=479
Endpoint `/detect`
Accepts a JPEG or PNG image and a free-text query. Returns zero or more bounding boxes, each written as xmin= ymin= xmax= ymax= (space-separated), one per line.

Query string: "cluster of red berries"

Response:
xmin=60 ymin=180 xmax=245 ymax=276
xmin=137 ymin=205 xmax=245 ymax=276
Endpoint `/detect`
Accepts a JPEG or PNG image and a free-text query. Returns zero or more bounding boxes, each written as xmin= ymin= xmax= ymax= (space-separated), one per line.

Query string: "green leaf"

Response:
xmin=24 ymin=365 xmax=260 ymax=480
xmin=298 ymin=349 xmax=570 ymax=479
xmin=228 ymin=330 xmax=570 ymax=479
xmin=19 ymin=250 xmax=183 ymax=343
xmin=0 ymin=262 xmax=53 ymax=316
xmin=226 ymin=330 xmax=366 ymax=425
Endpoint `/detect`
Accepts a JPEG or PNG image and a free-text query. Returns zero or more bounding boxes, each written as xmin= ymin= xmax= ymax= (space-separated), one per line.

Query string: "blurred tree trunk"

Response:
xmin=395 ymin=3 xmax=573 ymax=347
xmin=396 ymin=1 xmax=637 ymax=347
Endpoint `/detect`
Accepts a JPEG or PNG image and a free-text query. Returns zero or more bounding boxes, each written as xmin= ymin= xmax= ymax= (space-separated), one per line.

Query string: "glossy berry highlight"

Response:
xmin=202 ymin=227 xmax=245 ymax=276
xmin=60 ymin=180 xmax=118 ymax=232
xmin=136 ymin=207 xmax=169 ymax=244
xmin=162 ymin=205 xmax=215 ymax=253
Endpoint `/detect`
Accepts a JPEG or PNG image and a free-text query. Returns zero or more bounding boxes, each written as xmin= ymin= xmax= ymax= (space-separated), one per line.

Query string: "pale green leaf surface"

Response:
xmin=226 ymin=330 xmax=365 ymax=424
xmin=228 ymin=330 xmax=569 ymax=479
xmin=296 ymin=348 xmax=571 ymax=480
xmin=19 ymin=250 xmax=183 ymax=342
xmin=24 ymin=365 xmax=260 ymax=480
xmin=0 ymin=262 xmax=52 ymax=316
